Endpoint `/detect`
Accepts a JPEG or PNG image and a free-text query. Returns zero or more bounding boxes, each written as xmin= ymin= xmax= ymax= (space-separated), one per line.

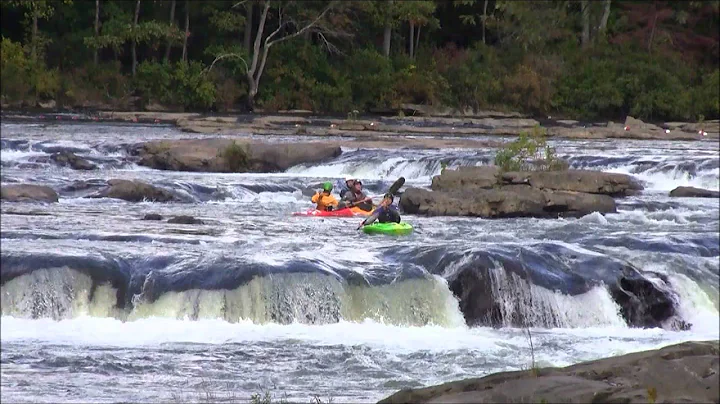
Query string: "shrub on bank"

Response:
xmin=494 ymin=126 xmax=568 ymax=172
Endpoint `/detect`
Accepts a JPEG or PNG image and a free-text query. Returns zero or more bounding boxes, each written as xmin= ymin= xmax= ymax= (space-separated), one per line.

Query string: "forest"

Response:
xmin=1 ymin=0 xmax=718 ymax=122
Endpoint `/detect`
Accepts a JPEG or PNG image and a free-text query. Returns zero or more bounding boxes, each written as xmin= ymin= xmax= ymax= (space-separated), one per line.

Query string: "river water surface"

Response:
xmin=1 ymin=118 xmax=718 ymax=402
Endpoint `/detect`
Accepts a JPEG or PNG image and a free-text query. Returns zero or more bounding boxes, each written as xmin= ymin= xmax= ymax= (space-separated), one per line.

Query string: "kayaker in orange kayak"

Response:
xmin=312 ymin=182 xmax=339 ymax=211
xmin=339 ymin=180 xmax=373 ymax=211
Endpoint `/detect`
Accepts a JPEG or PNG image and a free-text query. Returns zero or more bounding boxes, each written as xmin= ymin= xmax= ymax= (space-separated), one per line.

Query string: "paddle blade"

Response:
xmin=387 ymin=177 xmax=405 ymax=195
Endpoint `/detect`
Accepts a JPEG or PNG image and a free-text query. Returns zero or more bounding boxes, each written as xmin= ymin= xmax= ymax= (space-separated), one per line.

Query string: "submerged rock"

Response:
xmin=128 ymin=138 xmax=342 ymax=173
xmin=425 ymin=245 xmax=687 ymax=330
xmin=379 ymin=340 xmax=719 ymax=404
xmin=49 ymin=151 xmax=96 ymax=170
xmin=142 ymin=213 xmax=163 ymax=221
xmin=91 ymin=179 xmax=176 ymax=202
xmin=167 ymin=215 xmax=204 ymax=225
xmin=1 ymin=184 xmax=59 ymax=203
xmin=669 ymin=186 xmax=719 ymax=198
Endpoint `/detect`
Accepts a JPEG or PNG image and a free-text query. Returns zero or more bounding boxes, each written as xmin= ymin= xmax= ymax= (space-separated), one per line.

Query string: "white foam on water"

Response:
xmin=0 ymin=149 xmax=47 ymax=162
xmin=607 ymin=165 xmax=720 ymax=191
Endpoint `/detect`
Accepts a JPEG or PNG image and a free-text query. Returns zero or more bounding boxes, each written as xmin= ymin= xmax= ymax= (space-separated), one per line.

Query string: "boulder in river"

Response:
xmin=669 ymin=186 xmax=719 ymax=198
xmin=129 ymin=138 xmax=342 ymax=173
xmin=401 ymin=186 xmax=617 ymax=218
xmin=379 ymin=340 xmax=719 ymax=404
xmin=1 ymin=184 xmax=59 ymax=203
xmin=92 ymin=179 xmax=177 ymax=202
xmin=49 ymin=151 xmax=96 ymax=170
xmin=441 ymin=246 xmax=686 ymax=330
xmin=167 ymin=215 xmax=204 ymax=225
xmin=401 ymin=166 xmax=645 ymax=218
xmin=142 ymin=213 xmax=163 ymax=221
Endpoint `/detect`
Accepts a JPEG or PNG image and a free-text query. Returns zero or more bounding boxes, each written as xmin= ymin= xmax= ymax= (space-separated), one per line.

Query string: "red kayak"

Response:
xmin=292 ymin=206 xmax=372 ymax=217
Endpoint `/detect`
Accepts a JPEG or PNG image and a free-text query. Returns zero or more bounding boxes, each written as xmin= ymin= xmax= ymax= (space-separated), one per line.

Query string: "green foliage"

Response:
xmin=218 ymin=141 xmax=250 ymax=172
xmin=0 ymin=0 xmax=717 ymax=121
xmin=134 ymin=61 xmax=216 ymax=110
xmin=494 ymin=126 xmax=567 ymax=172
xmin=0 ymin=36 xmax=59 ymax=103
xmin=647 ymin=386 xmax=657 ymax=404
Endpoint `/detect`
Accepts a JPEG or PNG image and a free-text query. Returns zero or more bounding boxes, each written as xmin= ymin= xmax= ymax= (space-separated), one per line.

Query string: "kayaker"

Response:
xmin=339 ymin=180 xmax=373 ymax=211
xmin=358 ymin=193 xmax=400 ymax=228
xmin=337 ymin=176 xmax=356 ymax=199
xmin=312 ymin=182 xmax=339 ymax=211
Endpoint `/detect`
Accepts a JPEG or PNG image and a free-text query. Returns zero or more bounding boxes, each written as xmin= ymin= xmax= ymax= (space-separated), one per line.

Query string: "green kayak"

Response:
xmin=361 ymin=222 xmax=413 ymax=235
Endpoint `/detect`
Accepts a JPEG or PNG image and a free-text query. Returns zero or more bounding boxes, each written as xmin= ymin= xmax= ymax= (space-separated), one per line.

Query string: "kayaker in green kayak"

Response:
xmin=357 ymin=193 xmax=400 ymax=229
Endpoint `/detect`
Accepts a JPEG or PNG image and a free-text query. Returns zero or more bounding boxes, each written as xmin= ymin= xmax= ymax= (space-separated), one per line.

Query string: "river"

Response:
xmin=1 ymin=117 xmax=718 ymax=402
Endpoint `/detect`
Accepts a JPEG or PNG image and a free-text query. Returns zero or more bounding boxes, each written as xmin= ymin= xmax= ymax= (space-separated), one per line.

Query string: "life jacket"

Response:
xmin=311 ymin=192 xmax=338 ymax=211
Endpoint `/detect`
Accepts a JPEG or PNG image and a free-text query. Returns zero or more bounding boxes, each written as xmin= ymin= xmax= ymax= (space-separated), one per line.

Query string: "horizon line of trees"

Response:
xmin=1 ymin=0 xmax=718 ymax=122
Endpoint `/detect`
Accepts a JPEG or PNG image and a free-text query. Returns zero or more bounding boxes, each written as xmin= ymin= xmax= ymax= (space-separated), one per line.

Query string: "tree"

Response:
xmin=208 ymin=0 xmax=344 ymax=110
xmin=164 ymin=0 xmax=176 ymax=61
xmin=396 ymin=0 xmax=437 ymax=58
xmin=8 ymin=0 xmax=72 ymax=60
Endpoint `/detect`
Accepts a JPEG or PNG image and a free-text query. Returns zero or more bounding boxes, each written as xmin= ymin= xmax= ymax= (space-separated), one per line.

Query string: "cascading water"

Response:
xmin=1 ymin=118 xmax=718 ymax=403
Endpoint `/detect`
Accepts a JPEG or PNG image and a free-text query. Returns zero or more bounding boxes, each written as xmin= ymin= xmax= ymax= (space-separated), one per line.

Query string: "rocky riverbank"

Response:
xmin=2 ymin=109 xmax=718 ymax=142
xmin=379 ymin=340 xmax=720 ymax=404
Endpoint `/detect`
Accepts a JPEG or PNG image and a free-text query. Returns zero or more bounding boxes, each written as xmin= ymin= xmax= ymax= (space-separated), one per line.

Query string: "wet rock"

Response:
xmin=669 ymin=186 xmax=719 ymax=198
xmin=499 ymin=170 xmax=643 ymax=196
xmin=430 ymin=167 xmax=643 ymax=196
xmin=400 ymin=186 xmax=616 ymax=219
xmin=431 ymin=166 xmax=501 ymax=191
xmin=379 ymin=340 xmax=719 ymax=404
xmin=142 ymin=213 xmax=163 ymax=221
xmin=129 ymin=138 xmax=342 ymax=173
xmin=167 ymin=215 xmax=204 ymax=225
xmin=92 ymin=179 xmax=177 ymax=202
xmin=1 ymin=184 xmax=58 ymax=203
xmin=49 ymin=151 xmax=96 ymax=170
xmin=441 ymin=248 xmax=685 ymax=330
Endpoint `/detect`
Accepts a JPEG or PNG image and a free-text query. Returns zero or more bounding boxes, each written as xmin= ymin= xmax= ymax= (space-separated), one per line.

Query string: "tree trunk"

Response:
xmin=164 ymin=0 xmax=176 ymax=62
xmin=246 ymin=2 xmax=271 ymax=111
xmin=131 ymin=0 xmax=141 ymax=76
xmin=31 ymin=6 xmax=38 ymax=60
xmin=415 ymin=25 xmax=421 ymax=57
xmin=94 ymin=0 xmax=100 ymax=65
xmin=482 ymin=0 xmax=488 ymax=44
xmin=409 ymin=22 xmax=414 ymax=58
xmin=581 ymin=0 xmax=590 ymax=49
xmin=598 ymin=0 xmax=611 ymax=37
xmin=244 ymin=2 xmax=253 ymax=52
xmin=382 ymin=0 xmax=392 ymax=57
xmin=181 ymin=0 xmax=189 ymax=61
xmin=648 ymin=9 xmax=658 ymax=54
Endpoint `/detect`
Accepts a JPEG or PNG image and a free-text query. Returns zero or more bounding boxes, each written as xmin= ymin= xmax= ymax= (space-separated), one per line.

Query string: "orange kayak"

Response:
xmin=292 ymin=206 xmax=373 ymax=217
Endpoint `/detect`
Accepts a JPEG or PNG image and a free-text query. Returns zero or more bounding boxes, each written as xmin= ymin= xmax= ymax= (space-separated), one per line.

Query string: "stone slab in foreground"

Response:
xmin=379 ymin=340 xmax=719 ymax=404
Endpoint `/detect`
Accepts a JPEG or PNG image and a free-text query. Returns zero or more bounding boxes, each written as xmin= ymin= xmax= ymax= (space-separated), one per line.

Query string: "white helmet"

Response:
xmin=345 ymin=176 xmax=355 ymax=182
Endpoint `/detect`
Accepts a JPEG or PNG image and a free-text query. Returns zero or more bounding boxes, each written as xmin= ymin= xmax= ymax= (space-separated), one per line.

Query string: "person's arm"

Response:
xmin=360 ymin=207 xmax=381 ymax=227
xmin=329 ymin=195 xmax=339 ymax=206
xmin=311 ymin=192 xmax=320 ymax=203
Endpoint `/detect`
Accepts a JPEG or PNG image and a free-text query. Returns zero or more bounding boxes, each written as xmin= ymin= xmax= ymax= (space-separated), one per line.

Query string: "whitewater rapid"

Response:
xmin=1 ymin=118 xmax=718 ymax=402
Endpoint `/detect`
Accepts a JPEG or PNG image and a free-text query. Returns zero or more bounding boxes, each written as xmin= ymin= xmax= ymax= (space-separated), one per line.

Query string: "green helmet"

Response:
xmin=322 ymin=182 xmax=333 ymax=192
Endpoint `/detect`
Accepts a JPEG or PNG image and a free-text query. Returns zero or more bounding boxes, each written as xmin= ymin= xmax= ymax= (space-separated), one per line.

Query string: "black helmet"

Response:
xmin=383 ymin=193 xmax=394 ymax=202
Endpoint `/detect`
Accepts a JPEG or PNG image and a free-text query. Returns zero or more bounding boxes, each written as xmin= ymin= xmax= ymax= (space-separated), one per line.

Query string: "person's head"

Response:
xmin=353 ymin=180 xmax=363 ymax=192
xmin=322 ymin=182 xmax=333 ymax=195
xmin=345 ymin=176 xmax=355 ymax=187
xmin=381 ymin=193 xmax=394 ymax=206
